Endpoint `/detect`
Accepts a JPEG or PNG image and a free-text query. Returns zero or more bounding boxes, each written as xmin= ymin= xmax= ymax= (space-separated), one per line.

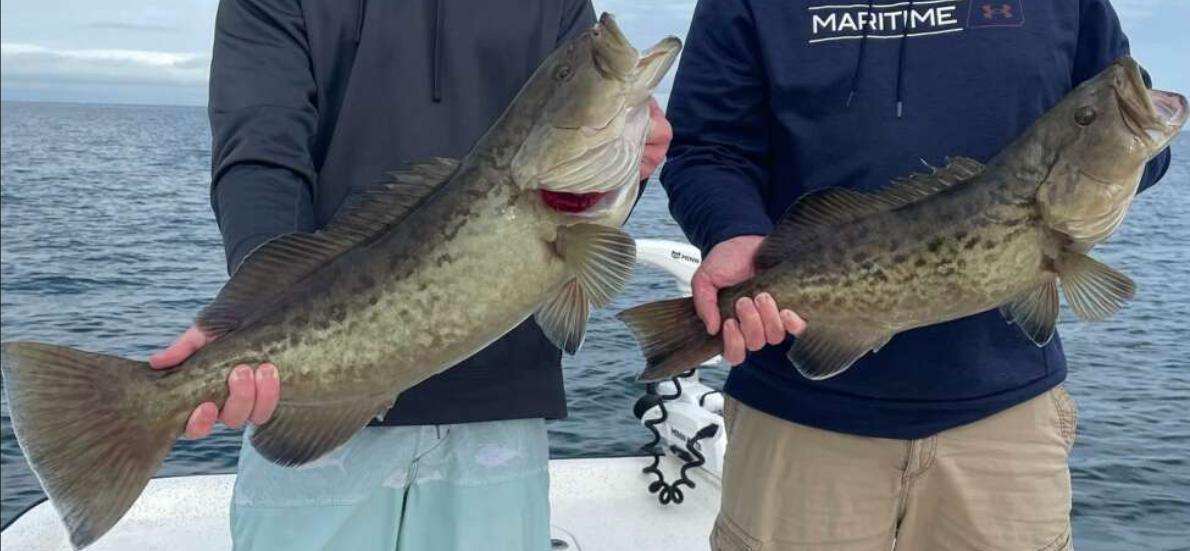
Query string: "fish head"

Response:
xmin=1032 ymin=56 xmax=1187 ymax=245
xmin=510 ymin=13 xmax=682 ymax=226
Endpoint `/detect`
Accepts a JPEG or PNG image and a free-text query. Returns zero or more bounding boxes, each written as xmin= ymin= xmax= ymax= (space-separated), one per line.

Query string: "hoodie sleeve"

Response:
xmin=1073 ymin=0 xmax=1172 ymax=194
xmin=208 ymin=0 xmax=319 ymax=274
xmin=659 ymin=0 xmax=773 ymax=255
xmin=558 ymin=0 xmax=596 ymax=45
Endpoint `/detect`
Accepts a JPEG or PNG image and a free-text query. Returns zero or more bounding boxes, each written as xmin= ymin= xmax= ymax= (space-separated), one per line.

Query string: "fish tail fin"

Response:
xmin=1 ymin=342 xmax=185 ymax=549
xmin=616 ymin=297 xmax=722 ymax=383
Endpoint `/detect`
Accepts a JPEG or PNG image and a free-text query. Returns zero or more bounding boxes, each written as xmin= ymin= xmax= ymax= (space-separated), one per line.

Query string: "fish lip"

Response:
xmin=1112 ymin=56 xmax=1187 ymax=146
xmin=592 ymin=13 xmax=638 ymax=81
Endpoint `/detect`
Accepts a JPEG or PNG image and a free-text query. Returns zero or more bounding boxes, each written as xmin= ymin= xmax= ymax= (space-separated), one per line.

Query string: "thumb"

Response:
xmin=150 ymin=325 xmax=212 ymax=369
xmin=691 ymin=272 xmax=722 ymax=336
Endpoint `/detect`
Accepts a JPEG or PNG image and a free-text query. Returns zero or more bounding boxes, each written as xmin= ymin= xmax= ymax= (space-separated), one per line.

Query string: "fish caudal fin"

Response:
xmin=617 ymin=297 xmax=722 ymax=382
xmin=0 ymin=342 xmax=184 ymax=549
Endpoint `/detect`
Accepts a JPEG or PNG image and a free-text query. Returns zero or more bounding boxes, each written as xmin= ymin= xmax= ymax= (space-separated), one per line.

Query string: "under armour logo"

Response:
xmin=982 ymin=4 xmax=1013 ymax=19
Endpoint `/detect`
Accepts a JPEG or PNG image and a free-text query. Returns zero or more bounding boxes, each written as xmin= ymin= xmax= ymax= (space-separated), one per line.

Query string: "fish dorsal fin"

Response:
xmin=196 ymin=158 xmax=461 ymax=337
xmin=755 ymin=156 xmax=984 ymax=271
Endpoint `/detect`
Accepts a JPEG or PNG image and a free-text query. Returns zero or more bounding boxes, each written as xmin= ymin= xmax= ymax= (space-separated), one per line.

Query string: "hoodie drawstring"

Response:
xmin=845 ymin=0 xmax=876 ymax=108
xmin=846 ymin=0 xmax=913 ymax=118
xmin=895 ymin=0 xmax=914 ymax=118
xmin=431 ymin=0 xmax=445 ymax=103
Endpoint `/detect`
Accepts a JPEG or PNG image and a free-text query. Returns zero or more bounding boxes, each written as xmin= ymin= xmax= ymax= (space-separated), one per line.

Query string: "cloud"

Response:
xmin=86 ymin=21 xmax=176 ymax=32
xmin=0 ymin=43 xmax=208 ymax=88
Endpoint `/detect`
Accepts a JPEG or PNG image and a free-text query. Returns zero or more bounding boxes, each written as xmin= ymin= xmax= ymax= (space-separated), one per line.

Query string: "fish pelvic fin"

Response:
xmin=1000 ymin=280 xmax=1060 ymax=346
xmin=535 ymin=279 xmax=590 ymax=355
xmin=1055 ymin=252 xmax=1136 ymax=321
xmin=0 ymin=342 xmax=186 ymax=549
xmin=617 ymin=297 xmax=722 ymax=383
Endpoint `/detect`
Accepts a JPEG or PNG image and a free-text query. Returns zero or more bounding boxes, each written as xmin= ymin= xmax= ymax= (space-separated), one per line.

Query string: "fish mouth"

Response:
xmin=592 ymin=14 xmax=639 ymax=80
xmin=1114 ymin=56 xmax=1188 ymax=148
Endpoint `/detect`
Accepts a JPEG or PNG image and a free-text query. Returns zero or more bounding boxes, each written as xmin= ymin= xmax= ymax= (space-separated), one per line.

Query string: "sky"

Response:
xmin=1 ymin=0 xmax=1187 ymax=106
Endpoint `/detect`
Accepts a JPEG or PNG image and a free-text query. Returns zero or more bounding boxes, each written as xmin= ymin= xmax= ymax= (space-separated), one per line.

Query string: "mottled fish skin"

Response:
xmin=721 ymin=171 xmax=1056 ymax=333
xmin=619 ymin=55 xmax=1187 ymax=384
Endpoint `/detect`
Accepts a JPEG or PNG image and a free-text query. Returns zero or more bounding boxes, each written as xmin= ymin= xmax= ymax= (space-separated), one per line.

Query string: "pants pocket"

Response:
xmin=1048 ymin=384 xmax=1079 ymax=453
xmin=711 ymin=513 xmax=764 ymax=551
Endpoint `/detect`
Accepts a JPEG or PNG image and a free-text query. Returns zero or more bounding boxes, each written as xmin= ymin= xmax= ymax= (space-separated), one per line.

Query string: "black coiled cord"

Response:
xmin=637 ymin=370 xmax=720 ymax=505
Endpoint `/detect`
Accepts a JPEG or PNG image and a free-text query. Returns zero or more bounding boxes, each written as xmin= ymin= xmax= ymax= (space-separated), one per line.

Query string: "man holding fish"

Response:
xmin=647 ymin=0 xmax=1184 ymax=549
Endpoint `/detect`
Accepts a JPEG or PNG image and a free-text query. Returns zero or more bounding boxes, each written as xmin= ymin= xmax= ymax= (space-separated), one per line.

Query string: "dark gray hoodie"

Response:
xmin=208 ymin=0 xmax=596 ymax=425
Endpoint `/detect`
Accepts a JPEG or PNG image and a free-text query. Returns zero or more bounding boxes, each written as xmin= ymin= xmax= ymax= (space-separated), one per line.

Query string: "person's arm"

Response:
xmin=150 ymin=0 xmax=322 ymax=437
xmin=209 ymin=0 xmax=320 ymax=270
xmin=659 ymin=0 xmax=803 ymax=360
xmin=660 ymin=0 xmax=773 ymax=255
xmin=1073 ymin=0 xmax=1172 ymax=193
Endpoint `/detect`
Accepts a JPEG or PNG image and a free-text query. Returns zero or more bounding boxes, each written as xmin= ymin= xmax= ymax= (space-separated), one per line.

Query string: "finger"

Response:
xmin=184 ymin=402 xmax=219 ymax=439
xmin=219 ymin=365 xmax=256 ymax=430
xmin=782 ymin=309 xmax=808 ymax=337
xmin=735 ymin=297 xmax=765 ymax=352
xmin=249 ymin=363 xmax=281 ymax=426
xmin=150 ymin=325 xmax=212 ymax=369
xmin=723 ymin=319 xmax=746 ymax=366
xmin=755 ymin=293 xmax=786 ymax=345
xmin=691 ymin=271 xmax=721 ymax=335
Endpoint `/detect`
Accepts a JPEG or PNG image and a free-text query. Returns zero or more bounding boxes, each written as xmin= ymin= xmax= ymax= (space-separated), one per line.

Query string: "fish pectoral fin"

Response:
xmin=1001 ymin=280 xmax=1060 ymax=346
xmin=1055 ymin=252 xmax=1136 ymax=322
xmin=786 ymin=325 xmax=892 ymax=380
xmin=536 ymin=279 xmax=590 ymax=355
xmin=250 ymin=393 xmax=398 ymax=467
xmin=555 ymin=223 xmax=636 ymax=308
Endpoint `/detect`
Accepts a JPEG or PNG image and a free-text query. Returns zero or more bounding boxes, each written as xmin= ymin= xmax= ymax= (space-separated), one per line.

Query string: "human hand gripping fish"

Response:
xmin=620 ymin=56 xmax=1187 ymax=383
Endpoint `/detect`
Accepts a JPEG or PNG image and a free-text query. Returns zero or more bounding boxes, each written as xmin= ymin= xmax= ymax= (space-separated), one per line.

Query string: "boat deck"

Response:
xmin=2 ymin=456 xmax=721 ymax=550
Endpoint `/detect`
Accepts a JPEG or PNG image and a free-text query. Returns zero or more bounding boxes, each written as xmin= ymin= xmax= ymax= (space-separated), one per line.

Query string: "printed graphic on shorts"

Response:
xmin=807 ymin=0 xmax=1026 ymax=44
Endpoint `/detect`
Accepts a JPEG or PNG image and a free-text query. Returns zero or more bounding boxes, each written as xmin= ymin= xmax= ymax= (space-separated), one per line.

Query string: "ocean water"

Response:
xmin=1 ymin=101 xmax=1187 ymax=549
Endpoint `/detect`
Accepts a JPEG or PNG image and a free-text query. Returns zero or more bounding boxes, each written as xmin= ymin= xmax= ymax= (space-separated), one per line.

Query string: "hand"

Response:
xmin=639 ymin=97 xmax=672 ymax=181
xmin=150 ymin=325 xmax=280 ymax=438
xmin=692 ymin=236 xmax=807 ymax=366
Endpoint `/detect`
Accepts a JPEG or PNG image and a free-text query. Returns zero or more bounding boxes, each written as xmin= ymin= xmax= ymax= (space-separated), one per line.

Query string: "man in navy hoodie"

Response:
xmin=661 ymin=0 xmax=1173 ymax=549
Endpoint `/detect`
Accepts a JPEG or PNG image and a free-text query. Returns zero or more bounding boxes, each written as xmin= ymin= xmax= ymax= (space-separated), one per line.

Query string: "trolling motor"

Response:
xmin=630 ymin=239 xmax=727 ymax=505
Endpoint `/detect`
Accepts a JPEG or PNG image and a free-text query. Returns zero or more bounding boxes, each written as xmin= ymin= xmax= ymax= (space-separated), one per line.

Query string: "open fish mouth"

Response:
xmin=1114 ymin=57 xmax=1188 ymax=148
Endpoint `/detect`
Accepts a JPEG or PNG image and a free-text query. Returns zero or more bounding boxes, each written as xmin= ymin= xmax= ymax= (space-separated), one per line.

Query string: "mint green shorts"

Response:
xmin=230 ymin=419 xmax=550 ymax=551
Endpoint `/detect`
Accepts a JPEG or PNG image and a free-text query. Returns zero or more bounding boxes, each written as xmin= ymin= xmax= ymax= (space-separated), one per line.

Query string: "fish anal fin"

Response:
xmin=1055 ymin=252 xmax=1136 ymax=322
xmin=1001 ymin=280 xmax=1059 ymax=346
xmin=555 ymin=224 xmax=636 ymax=308
xmin=787 ymin=325 xmax=892 ymax=380
xmin=535 ymin=279 xmax=590 ymax=355
xmin=196 ymin=158 xmax=461 ymax=337
xmin=755 ymin=157 xmax=985 ymax=270
xmin=250 ymin=393 xmax=398 ymax=467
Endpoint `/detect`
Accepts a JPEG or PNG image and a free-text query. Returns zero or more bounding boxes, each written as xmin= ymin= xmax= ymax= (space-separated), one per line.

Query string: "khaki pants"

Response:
xmin=712 ymin=387 xmax=1078 ymax=551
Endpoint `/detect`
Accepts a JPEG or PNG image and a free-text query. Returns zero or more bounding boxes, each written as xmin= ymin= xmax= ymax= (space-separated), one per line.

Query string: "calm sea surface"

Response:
xmin=1 ymin=101 xmax=1187 ymax=549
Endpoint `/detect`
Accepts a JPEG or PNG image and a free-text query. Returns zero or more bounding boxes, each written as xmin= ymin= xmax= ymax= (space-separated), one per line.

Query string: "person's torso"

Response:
xmin=293 ymin=0 xmax=590 ymax=425
xmin=728 ymin=0 xmax=1081 ymax=436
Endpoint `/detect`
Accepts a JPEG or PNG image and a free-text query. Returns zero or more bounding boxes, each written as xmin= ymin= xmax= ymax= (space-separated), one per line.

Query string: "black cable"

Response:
xmin=638 ymin=369 xmax=720 ymax=506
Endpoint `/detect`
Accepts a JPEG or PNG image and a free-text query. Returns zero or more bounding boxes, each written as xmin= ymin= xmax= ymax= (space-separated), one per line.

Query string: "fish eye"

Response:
xmin=1075 ymin=106 xmax=1097 ymax=126
xmin=554 ymin=65 xmax=574 ymax=82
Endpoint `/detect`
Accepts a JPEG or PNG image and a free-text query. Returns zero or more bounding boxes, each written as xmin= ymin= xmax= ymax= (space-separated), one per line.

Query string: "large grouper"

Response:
xmin=621 ymin=56 xmax=1186 ymax=384
xmin=1 ymin=14 xmax=681 ymax=549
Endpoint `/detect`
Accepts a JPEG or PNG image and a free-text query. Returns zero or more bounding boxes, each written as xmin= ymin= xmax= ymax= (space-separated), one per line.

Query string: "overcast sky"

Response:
xmin=1 ymin=0 xmax=1186 ymax=106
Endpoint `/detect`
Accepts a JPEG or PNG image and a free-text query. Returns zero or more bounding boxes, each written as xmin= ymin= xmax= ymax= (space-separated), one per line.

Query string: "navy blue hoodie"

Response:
xmin=661 ymin=0 xmax=1173 ymax=439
